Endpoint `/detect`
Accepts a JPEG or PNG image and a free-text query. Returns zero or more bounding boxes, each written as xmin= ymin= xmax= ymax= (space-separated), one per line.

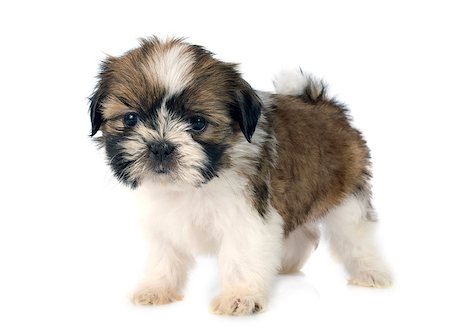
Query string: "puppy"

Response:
xmin=89 ymin=37 xmax=391 ymax=315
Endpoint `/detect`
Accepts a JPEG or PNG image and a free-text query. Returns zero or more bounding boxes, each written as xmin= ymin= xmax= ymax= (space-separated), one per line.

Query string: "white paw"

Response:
xmin=349 ymin=269 xmax=393 ymax=288
xmin=210 ymin=293 xmax=266 ymax=316
xmin=131 ymin=285 xmax=182 ymax=305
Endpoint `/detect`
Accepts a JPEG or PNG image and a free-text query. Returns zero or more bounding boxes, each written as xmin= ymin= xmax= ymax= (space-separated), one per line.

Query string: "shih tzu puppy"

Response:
xmin=89 ymin=37 xmax=391 ymax=315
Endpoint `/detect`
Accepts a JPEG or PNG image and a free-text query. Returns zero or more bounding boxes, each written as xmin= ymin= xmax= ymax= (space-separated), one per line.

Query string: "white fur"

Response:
xmin=322 ymin=195 xmax=392 ymax=287
xmin=229 ymin=111 xmax=270 ymax=171
xmin=143 ymin=43 xmax=194 ymax=96
xmin=119 ymin=105 xmax=208 ymax=185
xmin=134 ymin=169 xmax=284 ymax=313
xmin=280 ymin=223 xmax=319 ymax=274
xmin=273 ymin=68 xmax=308 ymax=95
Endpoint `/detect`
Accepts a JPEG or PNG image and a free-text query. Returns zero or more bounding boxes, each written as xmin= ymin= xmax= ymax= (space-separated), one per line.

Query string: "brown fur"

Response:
xmin=89 ymin=39 xmax=391 ymax=315
xmin=90 ymin=38 xmax=264 ymax=186
xmin=268 ymin=95 xmax=371 ymax=235
xmin=96 ymin=38 xmax=250 ymax=136
xmin=91 ymin=37 xmax=371 ymax=237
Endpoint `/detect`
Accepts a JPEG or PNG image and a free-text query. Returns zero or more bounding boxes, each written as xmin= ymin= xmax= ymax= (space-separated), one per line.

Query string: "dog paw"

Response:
xmin=210 ymin=293 xmax=266 ymax=316
xmin=348 ymin=269 xmax=392 ymax=288
xmin=131 ymin=286 xmax=183 ymax=305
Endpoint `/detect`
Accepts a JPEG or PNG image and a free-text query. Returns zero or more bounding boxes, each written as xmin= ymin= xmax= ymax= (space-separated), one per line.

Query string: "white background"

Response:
xmin=1 ymin=0 xmax=449 ymax=335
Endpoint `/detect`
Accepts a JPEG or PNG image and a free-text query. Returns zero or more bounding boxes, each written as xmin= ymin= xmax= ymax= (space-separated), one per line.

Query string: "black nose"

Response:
xmin=149 ymin=142 xmax=175 ymax=160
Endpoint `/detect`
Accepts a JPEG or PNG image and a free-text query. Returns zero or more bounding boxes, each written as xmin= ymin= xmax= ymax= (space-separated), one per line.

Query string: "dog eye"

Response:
xmin=123 ymin=112 xmax=139 ymax=127
xmin=190 ymin=116 xmax=207 ymax=133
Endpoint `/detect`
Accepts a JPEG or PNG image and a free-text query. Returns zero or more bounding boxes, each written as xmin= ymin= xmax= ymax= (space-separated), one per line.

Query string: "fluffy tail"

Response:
xmin=273 ymin=68 xmax=328 ymax=103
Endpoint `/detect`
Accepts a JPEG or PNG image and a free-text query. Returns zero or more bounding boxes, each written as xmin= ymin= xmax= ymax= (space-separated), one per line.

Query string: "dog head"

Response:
xmin=89 ymin=37 xmax=261 ymax=188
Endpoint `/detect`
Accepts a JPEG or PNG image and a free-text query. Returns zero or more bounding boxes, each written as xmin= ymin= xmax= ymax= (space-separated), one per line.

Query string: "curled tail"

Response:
xmin=273 ymin=68 xmax=329 ymax=103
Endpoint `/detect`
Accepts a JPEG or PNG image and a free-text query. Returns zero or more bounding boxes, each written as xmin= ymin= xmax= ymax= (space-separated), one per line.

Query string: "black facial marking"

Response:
xmin=136 ymin=96 xmax=163 ymax=129
xmin=164 ymin=91 xmax=194 ymax=121
xmin=105 ymin=135 xmax=140 ymax=188
xmin=165 ymin=93 xmax=185 ymax=115
xmin=146 ymin=96 xmax=164 ymax=115
xmin=113 ymin=94 xmax=166 ymax=130
xmin=198 ymin=142 xmax=228 ymax=181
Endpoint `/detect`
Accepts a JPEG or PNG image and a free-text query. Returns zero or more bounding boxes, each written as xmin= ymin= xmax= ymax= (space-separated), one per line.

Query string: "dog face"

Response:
xmin=90 ymin=38 xmax=262 ymax=187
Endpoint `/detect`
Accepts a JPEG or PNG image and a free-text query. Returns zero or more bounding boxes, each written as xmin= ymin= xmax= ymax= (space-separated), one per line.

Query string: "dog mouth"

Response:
xmin=153 ymin=165 xmax=171 ymax=174
xmin=148 ymin=157 xmax=177 ymax=175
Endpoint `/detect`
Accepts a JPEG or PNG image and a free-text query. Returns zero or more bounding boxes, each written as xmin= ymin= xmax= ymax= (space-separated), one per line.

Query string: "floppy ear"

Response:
xmin=89 ymin=84 xmax=106 ymax=136
xmin=233 ymin=79 xmax=262 ymax=143
xmin=89 ymin=58 xmax=114 ymax=136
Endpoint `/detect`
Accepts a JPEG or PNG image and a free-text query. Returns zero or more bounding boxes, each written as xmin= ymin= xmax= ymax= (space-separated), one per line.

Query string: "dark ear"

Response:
xmin=89 ymin=83 xmax=106 ymax=136
xmin=233 ymin=79 xmax=262 ymax=143
xmin=89 ymin=58 xmax=114 ymax=136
